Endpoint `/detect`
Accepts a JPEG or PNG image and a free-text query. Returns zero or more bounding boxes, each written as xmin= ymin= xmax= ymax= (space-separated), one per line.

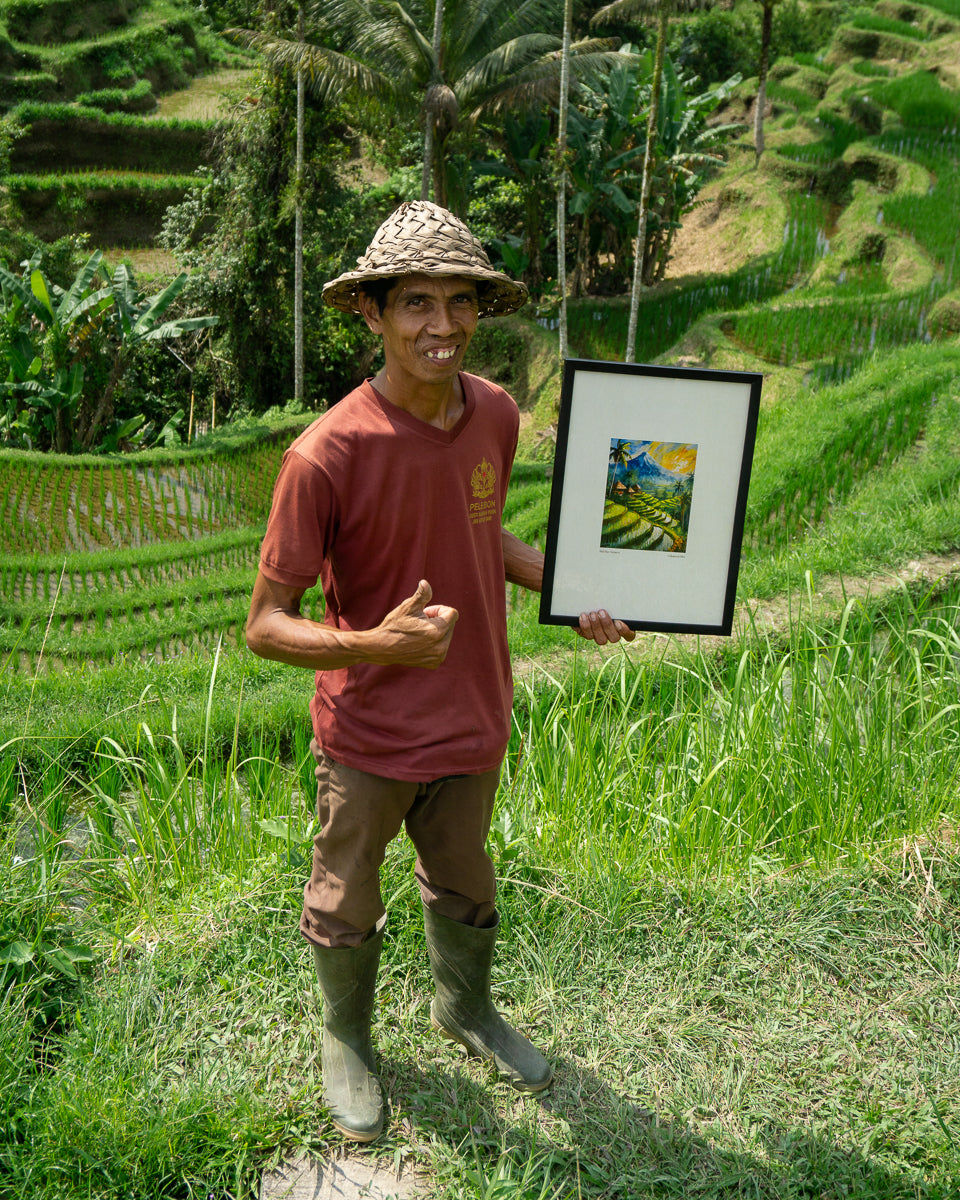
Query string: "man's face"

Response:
xmin=359 ymin=273 xmax=480 ymax=391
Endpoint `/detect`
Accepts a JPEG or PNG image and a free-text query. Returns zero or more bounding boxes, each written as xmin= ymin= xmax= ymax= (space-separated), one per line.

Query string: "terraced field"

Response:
xmin=601 ymin=497 xmax=682 ymax=552
xmin=3 ymin=0 xmax=960 ymax=680
xmin=0 ymin=417 xmax=316 ymax=670
xmin=1 ymin=0 xmax=240 ymax=246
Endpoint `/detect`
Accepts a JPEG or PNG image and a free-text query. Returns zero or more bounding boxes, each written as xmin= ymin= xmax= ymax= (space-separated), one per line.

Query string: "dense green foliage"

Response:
xmin=0 ymin=250 xmax=217 ymax=451
xmin=0 ymin=0 xmax=226 ymax=108
xmin=159 ymin=79 xmax=385 ymax=414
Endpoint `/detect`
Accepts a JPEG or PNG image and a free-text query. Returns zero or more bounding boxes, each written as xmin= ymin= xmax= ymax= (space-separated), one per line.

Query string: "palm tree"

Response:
xmin=233 ymin=0 xmax=618 ymax=213
xmin=591 ymin=0 xmax=712 ymax=362
xmin=422 ymin=0 xmax=445 ymax=201
xmin=608 ymin=438 xmax=631 ymax=494
xmin=637 ymin=59 xmax=743 ymax=284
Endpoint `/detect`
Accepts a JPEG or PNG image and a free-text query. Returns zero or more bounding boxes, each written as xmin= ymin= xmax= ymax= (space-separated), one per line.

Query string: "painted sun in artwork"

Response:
xmin=653 ymin=442 xmax=698 ymax=475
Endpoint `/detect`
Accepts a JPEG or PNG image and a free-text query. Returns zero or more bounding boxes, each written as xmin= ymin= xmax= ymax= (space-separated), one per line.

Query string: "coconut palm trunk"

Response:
xmin=294 ymin=3 xmax=305 ymax=403
xmin=592 ymin=0 xmax=710 ymax=362
xmin=557 ymin=0 xmax=573 ymax=364
xmin=421 ymin=0 xmax=445 ymax=201
xmin=754 ymin=0 xmax=775 ymax=166
xmin=624 ymin=4 xmax=667 ymax=363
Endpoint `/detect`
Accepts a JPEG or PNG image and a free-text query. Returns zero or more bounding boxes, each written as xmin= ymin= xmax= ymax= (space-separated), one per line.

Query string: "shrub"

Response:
xmin=672 ymin=6 xmax=759 ymax=87
xmin=772 ymin=0 xmax=838 ymax=58
xmin=928 ymin=292 xmax=960 ymax=338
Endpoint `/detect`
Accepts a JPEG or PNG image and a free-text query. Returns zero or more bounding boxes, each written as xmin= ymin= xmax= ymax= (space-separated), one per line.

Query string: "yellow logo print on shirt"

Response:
xmin=471 ymin=459 xmax=496 ymax=498
xmin=470 ymin=459 xmax=497 ymax=525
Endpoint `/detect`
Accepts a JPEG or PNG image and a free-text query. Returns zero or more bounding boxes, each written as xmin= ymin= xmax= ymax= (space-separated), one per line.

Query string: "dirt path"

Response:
xmin=515 ymin=550 xmax=960 ymax=676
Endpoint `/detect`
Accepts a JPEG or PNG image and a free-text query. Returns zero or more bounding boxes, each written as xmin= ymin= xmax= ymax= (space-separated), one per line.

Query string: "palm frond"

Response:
xmin=591 ymin=0 xmax=710 ymax=26
xmin=461 ymin=40 xmax=620 ymax=118
xmin=228 ymin=29 xmax=400 ymax=106
xmin=457 ymin=32 xmax=561 ymax=102
xmin=349 ymin=0 xmax=435 ymax=77
xmin=445 ymin=0 xmax=548 ymax=57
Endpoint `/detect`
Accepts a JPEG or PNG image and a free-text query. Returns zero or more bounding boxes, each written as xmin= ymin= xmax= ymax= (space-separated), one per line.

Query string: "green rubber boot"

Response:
xmin=423 ymin=906 xmax=553 ymax=1092
xmin=311 ymin=919 xmax=385 ymax=1142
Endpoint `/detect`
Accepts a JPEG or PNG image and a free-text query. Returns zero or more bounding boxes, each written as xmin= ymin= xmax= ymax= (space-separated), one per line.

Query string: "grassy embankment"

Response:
xmin=4 ymin=5 xmax=960 ymax=1197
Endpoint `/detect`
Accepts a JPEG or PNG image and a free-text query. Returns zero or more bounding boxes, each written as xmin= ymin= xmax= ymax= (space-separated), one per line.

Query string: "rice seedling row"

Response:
xmin=848 ymin=11 xmax=931 ymax=41
xmin=566 ymin=192 xmax=833 ymax=363
xmin=2 ymin=589 xmax=253 ymax=670
xmin=730 ymin=286 xmax=941 ymax=370
xmin=0 ymin=529 xmax=263 ymax=603
xmin=875 ymin=140 xmax=960 ymax=278
xmin=745 ymin=348 xmax=960 ymax=552
xmin=0 ymin=438 xmax=287 ymax=556
xmin=3 ymin=563 xmax=255 ymax=626
xmin=777 ymin=112 xmax=866 ymax=166
xmin=7 ymin=170 xmax=198 ymax=193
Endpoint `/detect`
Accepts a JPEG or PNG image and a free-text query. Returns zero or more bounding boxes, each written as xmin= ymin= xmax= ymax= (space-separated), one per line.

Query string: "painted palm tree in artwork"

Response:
xmin=234 ymin=0 xmax=617 ymax=212
xmin=608 ymin=438 xmax=631 ymax=495
xmin=591 ymin=0 xmax=712 ymax=362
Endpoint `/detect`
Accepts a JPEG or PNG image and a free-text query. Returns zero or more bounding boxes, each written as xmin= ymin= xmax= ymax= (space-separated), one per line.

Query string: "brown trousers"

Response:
xmin=301 ymin=743 xmax=500 ymax=948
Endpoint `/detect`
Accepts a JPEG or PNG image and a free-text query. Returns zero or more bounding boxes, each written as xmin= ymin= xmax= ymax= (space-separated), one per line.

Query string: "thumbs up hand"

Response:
xmin=371 ymin=579 xmax=459 ymax=669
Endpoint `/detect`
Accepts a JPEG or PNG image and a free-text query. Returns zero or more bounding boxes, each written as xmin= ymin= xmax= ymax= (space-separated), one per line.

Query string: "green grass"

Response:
xmin=3 ymin=660 xmax=960 ymax=1195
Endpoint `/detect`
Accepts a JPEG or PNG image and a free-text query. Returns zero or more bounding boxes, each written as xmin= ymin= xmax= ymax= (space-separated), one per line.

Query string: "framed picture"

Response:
xmin=539 ymin=359 xmax=763 ymax=636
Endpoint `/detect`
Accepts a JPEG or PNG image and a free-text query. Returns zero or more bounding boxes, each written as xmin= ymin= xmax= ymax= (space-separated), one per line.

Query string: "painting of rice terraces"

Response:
xmin=603 ymin=438 xmax=697 ymax=553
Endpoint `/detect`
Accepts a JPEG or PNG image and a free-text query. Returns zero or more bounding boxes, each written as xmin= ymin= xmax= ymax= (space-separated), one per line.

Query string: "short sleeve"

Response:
xmin=258 ymin=448 xmax=338 ymax=589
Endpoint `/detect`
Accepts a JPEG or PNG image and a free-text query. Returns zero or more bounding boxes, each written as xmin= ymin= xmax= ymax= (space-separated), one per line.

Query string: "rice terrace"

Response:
xmin=3 ymin=0 xmax=960 ymax=1197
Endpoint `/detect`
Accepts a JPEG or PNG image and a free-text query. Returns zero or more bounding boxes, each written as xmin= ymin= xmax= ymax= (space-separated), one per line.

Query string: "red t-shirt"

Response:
xmin=258 ymin=374 xmax=519 ymax=781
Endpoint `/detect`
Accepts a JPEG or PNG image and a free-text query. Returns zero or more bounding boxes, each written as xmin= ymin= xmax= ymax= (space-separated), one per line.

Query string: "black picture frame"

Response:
xmin=539 ymin=358 xmax=763 ymax=636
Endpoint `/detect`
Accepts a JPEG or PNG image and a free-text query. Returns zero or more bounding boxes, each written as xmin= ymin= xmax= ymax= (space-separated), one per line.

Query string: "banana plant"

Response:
xmin=83 ymin=264 xmax=218 ymax=450
xmin=637 ymin=58 xmax=744 ymax=284
xmin=566 ymin=53 xmax=646 ymax=296
xmin=474 ymin=111 xmax=553 ymax=292
xmin=0 ymin=251 xmax=112 ymax=452
xmin=0 ymin=253 xmax=217 ymax=452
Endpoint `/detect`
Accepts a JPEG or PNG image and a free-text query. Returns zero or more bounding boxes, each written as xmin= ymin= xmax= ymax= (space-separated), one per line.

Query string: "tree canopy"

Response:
xmin=233 ymin=0 xmax=619 ymax=210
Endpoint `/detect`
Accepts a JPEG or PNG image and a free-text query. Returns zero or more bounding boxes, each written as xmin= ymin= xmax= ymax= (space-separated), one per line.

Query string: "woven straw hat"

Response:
xmin=322 ymin=200 xmax=528 ymax=318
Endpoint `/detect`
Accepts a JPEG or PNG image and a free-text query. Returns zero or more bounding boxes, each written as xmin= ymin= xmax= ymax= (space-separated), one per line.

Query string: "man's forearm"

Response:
xmin=246 ymin=608 xmax=383 ymax=671
xmin=502 ymin=528 xmax=544 ymax=591
xmin=246 ymin=574 xmax=457 ymax=672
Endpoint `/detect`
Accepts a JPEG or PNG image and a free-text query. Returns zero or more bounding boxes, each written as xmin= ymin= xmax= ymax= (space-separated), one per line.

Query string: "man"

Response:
xmin=246 ymin=200 xmax=634 ymax=1143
